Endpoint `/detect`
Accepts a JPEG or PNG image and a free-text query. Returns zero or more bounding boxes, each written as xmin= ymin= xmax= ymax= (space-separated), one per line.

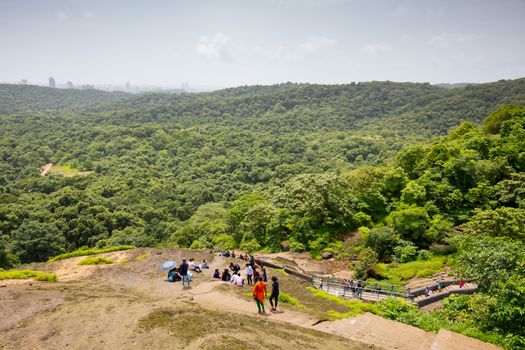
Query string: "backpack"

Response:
xmin=168 ymin=270 xmax=176 ymax=282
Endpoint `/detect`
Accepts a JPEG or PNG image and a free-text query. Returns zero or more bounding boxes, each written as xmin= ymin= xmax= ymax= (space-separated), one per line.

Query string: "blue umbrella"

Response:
xmin=161 ymin=260 xmax=177 ymax=271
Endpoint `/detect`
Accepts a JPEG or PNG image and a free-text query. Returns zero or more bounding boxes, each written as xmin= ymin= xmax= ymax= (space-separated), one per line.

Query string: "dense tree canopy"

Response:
xmin=0 ymin=80 xmax=524 ymax=347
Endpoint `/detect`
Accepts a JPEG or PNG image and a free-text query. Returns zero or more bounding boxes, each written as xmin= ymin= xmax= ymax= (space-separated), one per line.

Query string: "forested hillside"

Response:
xmin=0 ymin=84 xmax=130 ymax=114
xmin=0 ymin=80 xmax=524 ymax=256
xmin=0 ymin=79 xmax=523 ymax=255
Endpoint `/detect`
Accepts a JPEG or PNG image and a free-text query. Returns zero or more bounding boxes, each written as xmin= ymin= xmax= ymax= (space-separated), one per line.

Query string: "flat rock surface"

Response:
xmin=315 ymin=312 xmax=435 ymax=350
xmin=430 ymin=329 xmax=502 ymax=350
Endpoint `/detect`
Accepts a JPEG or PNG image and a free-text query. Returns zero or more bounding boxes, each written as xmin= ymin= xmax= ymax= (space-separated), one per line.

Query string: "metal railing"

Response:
xmin=312 ymin=276 xmax=413 ymax=302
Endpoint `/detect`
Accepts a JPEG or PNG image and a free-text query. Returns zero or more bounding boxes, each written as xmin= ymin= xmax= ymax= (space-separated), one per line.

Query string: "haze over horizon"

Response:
xmin=1 ymin=0 xmax=524 ymax=88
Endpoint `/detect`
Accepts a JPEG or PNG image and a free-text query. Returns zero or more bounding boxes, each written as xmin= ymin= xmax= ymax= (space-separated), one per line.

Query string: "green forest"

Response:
xmin=0 ymin=79 xmax=524 ymax=347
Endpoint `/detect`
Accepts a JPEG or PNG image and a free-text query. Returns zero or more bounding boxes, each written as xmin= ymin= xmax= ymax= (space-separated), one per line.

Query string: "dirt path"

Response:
xmin=40 ymin=163 xmax=53 ymax=176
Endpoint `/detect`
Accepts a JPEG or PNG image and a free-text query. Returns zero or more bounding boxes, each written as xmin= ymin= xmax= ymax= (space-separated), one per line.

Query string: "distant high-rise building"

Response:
xmin=181 ymin=81 xmax=189 ymax=91
xmin=48 ymin=77 xmax=56 ymax=88
xmin=67 ymin=81 xmax=74 ymax=89
xmin=19 ymin=79 xmax=28 ymax=85
xmin=125 ymin=81 xmax=130 ymax=91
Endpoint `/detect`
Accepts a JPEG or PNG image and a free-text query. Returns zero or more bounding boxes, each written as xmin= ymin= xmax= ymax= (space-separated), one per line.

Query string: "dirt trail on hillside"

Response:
xmin=40 ymin=163 xmax=53 ymax=176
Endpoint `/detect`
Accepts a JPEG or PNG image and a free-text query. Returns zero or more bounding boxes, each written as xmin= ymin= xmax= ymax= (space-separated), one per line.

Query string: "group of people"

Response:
xmin=166 ymin=251 xmax=282 ymax=315
xmin=341 ymin=279 xmax=365 ymax=298
xmin=212 ymin=253 xmax=279 ymax=314
xmin=167 ymin=258 xmax=210 ymax=287
xmin=252 ymin=275 xmax=280 ymax=314
xmin=245 ymin=263 xmax=266 ymax=285
xmin=424 ymin=277 xmax=465 ymax=297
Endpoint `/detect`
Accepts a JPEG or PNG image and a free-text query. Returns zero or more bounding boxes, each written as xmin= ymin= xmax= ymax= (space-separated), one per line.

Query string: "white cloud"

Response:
xmin=299 ymin=35 xmax=336 ymax=53
xmin=196 ymin=32 xmax=237 ymax=62
xmin=56 ymin=10 xmax=69 ymax=20
xmin=362 ymin=43 xmax=392 ymax=54
xmin=427 ymin=33 xmax=478 ymax=48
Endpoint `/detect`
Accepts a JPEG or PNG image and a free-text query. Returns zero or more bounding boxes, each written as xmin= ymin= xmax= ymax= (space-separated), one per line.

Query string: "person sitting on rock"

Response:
xmin=213 ymin=269 xmax=220 ymax=279
xmin=201 ymin=259 xmax=209 ymax=269
xmin=234 ymin=272 xmax=244 ymax=287
xmin=189 ymin=259 xmax=202 ymax=273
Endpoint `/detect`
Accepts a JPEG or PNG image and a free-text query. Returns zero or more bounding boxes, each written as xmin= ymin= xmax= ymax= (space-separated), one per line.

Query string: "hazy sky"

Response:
xmin=1 ymin=0 xmax=524 ymax=88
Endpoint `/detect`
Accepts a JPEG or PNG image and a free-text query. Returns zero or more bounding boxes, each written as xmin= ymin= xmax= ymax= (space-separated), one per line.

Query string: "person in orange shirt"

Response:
xmin=252 ymin=277 xmax=267 ymax=314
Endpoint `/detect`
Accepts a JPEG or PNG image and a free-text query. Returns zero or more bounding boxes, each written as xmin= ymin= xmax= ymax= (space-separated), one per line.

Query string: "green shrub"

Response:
xmin=213 ymin=234 xmax=236 ymax=250
xmin=377 ymin=298 xmax=418 ymax=319
xmin=49 ymin=246 xmax=135 ymax=261
xmin=0 ymin=270 xmax=57 ymax=282
xmin=417 ymin=249 xmax=431 ymax=260
xmin=393 ymin=240 xmax=417 ymax=263
xmin=289 ymin=240 xmax=306 ymax=252
xmin=78 ymin=257 xmax=113 ymax=265
xmin=278 ymin=293 xmax=304 ymax=308
xmin=239 ymin=239 xmax=261 ymax=253
xmin=366 ymin=226 xmax=399 ymax=262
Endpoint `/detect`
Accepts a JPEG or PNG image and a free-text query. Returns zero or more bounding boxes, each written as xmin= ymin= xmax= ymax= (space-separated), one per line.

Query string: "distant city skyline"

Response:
xmin=1 ymin=0 xmax=524 ymax=88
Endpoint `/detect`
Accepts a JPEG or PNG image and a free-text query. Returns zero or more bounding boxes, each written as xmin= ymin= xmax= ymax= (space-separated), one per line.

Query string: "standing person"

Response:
xmin=252 ymin=277 xmax=267 ymax=314
xmin=438 ymin=278 xmax=445 ymax=291
xmin=459 ymin=279 xmax=465 ymax=288
xmin=262 ymin=267 xmax=267 ymax=282
xmin=269 ymin=276 xmax=280 ymax=311
xmin=246 ymin=264 xmax=254 ymax=285
xmin=253 ymin=266 xmax=261 ymax=281
xmin=180 ymin=259 xmax=190 ymax=288
xmin=356 ymin=281 xmax=362 ymax=298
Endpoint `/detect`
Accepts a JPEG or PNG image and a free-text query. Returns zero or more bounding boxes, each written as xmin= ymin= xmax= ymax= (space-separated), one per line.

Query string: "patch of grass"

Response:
xmin=201 ymin=335 xmax=253 ymax=350
xmin=327 ymin=310 xmax=360 ymax=319
xmin=279 ymin=292 xmax=304 ymax=308
xmin=308 ymin=287 xmax=380 ymax=317
xmin=268 ymin=267 xmax=288 ymax=275
xmin=0 ymin=270 xmax=58 ymax=282
xmin=119 ymin=259 xmax=129 ymax=264
xmin=50 ymin=164 xmax=93 ymax=177
xmin=375 ymin=255 xmax=449 ymax=285
xmin=49 ymin=246 xmax=135 ymax=261
xmin=135 ymin=253 xmax=149 ymax=261
xmin=138 ymin=304 xmax=361 ymax=349
xmin=78 ymin=257 xmax=113 ymax=265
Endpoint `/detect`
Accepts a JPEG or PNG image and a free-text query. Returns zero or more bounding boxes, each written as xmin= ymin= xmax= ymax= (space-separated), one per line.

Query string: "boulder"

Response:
xmin=321 ymin=251 xmax=333 ymax=259
xmin=280 ymin=241 xmax=291 ymax=251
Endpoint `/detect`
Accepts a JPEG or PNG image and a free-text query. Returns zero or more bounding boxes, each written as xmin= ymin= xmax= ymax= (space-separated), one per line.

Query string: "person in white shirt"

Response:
xmin=188 ymin=258 xmax=202 ymax=272
xmin=246 ymin=264 xmax=254 ymax=285
xmin=234 ymin=272 xmax=244 ymax=287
